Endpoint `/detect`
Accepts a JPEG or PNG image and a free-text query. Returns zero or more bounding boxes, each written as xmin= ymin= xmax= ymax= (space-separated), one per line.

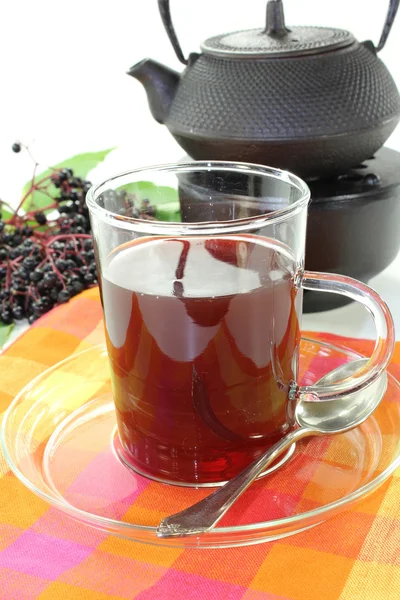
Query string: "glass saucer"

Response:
xmin=2 ymin=337 xmax=400 ymax=549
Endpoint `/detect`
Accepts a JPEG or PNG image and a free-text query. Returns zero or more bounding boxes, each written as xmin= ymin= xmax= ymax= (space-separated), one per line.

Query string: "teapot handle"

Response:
xmin=158 ymin=0 xmax=188 ymax=65
xmin=376 ymin=0 xmax=400 ymax=52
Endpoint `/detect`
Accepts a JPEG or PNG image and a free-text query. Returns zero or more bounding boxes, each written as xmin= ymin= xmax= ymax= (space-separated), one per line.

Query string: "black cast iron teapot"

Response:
xmin=128 ymin=0 xmax=400 ymax=178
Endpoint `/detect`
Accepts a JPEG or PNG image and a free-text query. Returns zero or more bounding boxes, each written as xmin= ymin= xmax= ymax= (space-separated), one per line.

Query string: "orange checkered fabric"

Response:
xmin=1 ymin=287 xmax=400 ymax=600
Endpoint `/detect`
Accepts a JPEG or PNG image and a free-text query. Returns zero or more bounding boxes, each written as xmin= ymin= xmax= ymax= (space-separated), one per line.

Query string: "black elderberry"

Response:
xmin=41 ymin=296 xmax=53 ymax=311
xmin=22 ymin=256 xmax=38 ymax=271
xmin=16 ymin=268 xmax=29 ymax=280
xmin=71 ymin=280 xmax=84 ymax=293
xmin=12 ymin=305 xmax=24 ymax=320
xmin=55 ymin=259 xmax=67 ymax=272
xmin=31 ymin=302 xmax=44 ymax=317
xmin=20 ymin=245 xmax=32 ymax=257
xmin=57 ymin=290 xmax=70 ymax=303
xmin=69 ymin=190 xmax=79 ymax=202
xmin=49 ymin=288 xmax=59 ymax=301
xmin=34 ymin=212 xmax=47 ymax=226
xmin=73 ymin=214 xmax=86 ymax=225
xmin=83 ymin=239 xmax=93 ymax=251
xmin=51 ymin=174 xmax=62 ymax=188
xmin=73 ymin=256 xmax=85 ymax=267
xmin=43 ymin=272 xmax=57 ymax=287
xmin=1 ymin=310 xmax=13 ymax=324
xmin=59 ymin=204 xmax=72 ymax=214
xmin=51 ymin=241 xmax=64 ymax=251
xmin=83 ymin=272 xmax=95 ymax=285
xmin=14 ymin=281 xmax=27 ymax=292
xmin=58 ymin=170 xmax=69 ymax=183
xmin=65 ymin=259 xmax=76 ymax=270
xmin=29 ymin=269 xmax=43 ymax=282
xmin=66 ymin=284 xmax=76 ymax=296
xmin=12 ymin=234 xmax=22 ymax=246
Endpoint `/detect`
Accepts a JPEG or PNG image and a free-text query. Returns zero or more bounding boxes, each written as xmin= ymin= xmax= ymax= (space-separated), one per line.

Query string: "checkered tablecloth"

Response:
xmin=1 ymin=287 xmax=400 ymax=600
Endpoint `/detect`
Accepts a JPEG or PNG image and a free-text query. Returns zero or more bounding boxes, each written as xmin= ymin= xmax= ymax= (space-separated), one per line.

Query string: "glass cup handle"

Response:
xmin=298 ymin=270 xmax=395 ymax=402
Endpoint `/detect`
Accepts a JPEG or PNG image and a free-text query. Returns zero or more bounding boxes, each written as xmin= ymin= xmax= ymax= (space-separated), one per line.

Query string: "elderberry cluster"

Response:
xmin=98 ymin=188 xmax=156 ymax=219
xmin=0 ymin=158 xmax=156 ymax=327
xmin=0 ymin=229 xmax=97 ymax=325
xmin=50 ymin=168 xmax=92 ymax=233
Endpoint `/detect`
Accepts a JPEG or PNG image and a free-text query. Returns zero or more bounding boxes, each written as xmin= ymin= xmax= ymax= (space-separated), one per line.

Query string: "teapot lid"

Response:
xmin=201 ymin=0 xmax=355 ymax=59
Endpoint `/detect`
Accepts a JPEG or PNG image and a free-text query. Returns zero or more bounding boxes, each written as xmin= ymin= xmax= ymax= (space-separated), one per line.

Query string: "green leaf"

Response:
xmin=121 ymin=181 xmax=181 ymax=222
xmin=0 ymin=323 xmax=14 ymax=347
xmin=155 ymin=202 xmax=181 ymax=222
xmin=0 ymin=201 xmax=15 ymax=222
xmin=21 ymin=148 xmax=114 ymax=212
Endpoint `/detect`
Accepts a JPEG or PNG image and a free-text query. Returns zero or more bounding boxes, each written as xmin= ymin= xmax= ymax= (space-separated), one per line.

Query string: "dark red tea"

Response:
xmin=101 ymin=235 xmax=302 ymax=484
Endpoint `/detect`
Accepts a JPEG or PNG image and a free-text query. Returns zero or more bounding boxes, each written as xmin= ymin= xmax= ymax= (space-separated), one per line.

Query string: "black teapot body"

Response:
xmin=129 ymin=0 xmax=400 ymax=178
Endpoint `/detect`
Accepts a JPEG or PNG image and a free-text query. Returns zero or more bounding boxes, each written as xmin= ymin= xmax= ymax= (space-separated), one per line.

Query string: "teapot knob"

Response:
xmin=265 ymin=0 xmax=291 ymax=37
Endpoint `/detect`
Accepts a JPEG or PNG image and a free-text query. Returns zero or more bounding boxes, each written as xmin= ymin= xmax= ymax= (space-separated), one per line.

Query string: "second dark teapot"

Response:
xmin=129 ymin=0 xmax=400 ymax=178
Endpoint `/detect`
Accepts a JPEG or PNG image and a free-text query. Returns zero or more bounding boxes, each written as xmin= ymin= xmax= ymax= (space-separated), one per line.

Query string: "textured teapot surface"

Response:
xmin=165 ymin=43 xmax=400 ymax=177
xmin=129 ymin=0 xmax=400 ymax=177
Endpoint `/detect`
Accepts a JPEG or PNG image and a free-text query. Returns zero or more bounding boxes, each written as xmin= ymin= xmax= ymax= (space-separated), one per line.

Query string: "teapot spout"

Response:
xmin=127 ymin=59 xmax=180 ymax=124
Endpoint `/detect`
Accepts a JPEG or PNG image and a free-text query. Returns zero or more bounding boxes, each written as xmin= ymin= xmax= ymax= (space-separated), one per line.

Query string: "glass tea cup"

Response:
xmin=86 ymin=162 xmax=394 ymax=486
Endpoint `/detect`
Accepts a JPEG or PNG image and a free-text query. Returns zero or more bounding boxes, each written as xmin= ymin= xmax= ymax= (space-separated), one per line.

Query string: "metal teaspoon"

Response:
xmin=156 ymin=358 xmax=387 ymax=538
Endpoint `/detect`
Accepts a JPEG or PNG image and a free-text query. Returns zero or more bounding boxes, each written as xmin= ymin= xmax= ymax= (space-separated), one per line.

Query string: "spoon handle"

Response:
xmin=156 ymin=427 xmax=312 ymax=538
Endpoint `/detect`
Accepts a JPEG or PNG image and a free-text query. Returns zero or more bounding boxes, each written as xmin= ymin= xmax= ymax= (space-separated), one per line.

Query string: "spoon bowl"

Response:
xmin=296 ymin=358 xmax=387 ymax=433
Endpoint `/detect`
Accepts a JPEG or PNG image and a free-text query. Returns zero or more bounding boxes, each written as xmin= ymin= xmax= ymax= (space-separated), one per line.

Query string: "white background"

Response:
xmin=0 ymin=0 xmax=399 ymax=340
